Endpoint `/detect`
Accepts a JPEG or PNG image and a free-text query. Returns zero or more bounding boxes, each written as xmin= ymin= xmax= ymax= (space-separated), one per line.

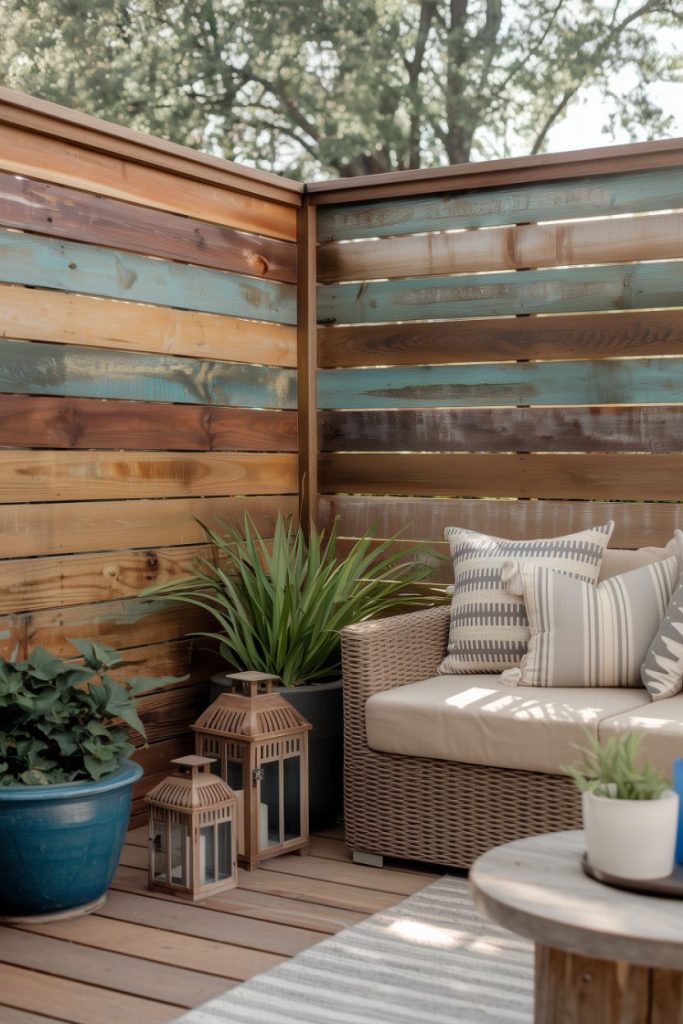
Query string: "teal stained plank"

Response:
xmin=0 ymin=339 xmax=297 ymax=410
xmin=317 ymin=166 xmax=683 ymax=241
xmin=0 ymin=230 xmax=296 ymax=324
xmin=317 ymin=357 xmax=683 ymax=410
xmin=317 ymin=261 xmax=683 ymax=324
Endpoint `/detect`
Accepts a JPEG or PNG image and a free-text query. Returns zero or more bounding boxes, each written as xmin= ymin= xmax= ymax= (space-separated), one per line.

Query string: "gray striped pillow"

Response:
xmin=502 ymin=557 xmax=678 ymax=687
xmin=438 ymin=522 xmax=614 ymax=675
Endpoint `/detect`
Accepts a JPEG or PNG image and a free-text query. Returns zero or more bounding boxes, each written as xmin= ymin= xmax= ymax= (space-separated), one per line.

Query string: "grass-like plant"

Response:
xmin=564 ymin=730 xmax=669 ymax=800
xmin=142 ymin=512 xmax=441 ymax=687
xmin=0 ymin=640 xmax=181 ymax=785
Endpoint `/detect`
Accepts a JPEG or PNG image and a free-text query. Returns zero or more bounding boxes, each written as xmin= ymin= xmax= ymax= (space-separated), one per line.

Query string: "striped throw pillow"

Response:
xmin=641 ymin=576 xmax=683 ymax=700
xmin=438 ymin=522 xmax=614 ymax=675
xmin=501 ymin=557 xmax=678 ymax=687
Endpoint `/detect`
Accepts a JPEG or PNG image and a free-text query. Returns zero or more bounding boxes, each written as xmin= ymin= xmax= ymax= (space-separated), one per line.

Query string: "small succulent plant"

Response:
xmin=564 ymin=730 xmax=669 ymax=801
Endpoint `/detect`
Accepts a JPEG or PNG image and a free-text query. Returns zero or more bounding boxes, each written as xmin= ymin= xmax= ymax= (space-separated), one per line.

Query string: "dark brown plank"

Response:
xmin=318 ymin=405 xmax=683 ymax=453
xmin=319 ymin=452 xmax=683 ymax=501
xmin=135 ymin=683 xmax=209 ymax=747
xmin=319 ymin=494 xmax=683 ymax=549
xmin=318 ymin=309 xmax=683 ymax=367
xmin=0 ymin=395 xmax=298 ymax=451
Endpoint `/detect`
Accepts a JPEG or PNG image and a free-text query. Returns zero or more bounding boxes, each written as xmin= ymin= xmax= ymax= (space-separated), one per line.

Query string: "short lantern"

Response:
xmin=145 ymin=755 xmax=237 ymax=900
xmin=193 ymin=671 xmax=312 ymax=870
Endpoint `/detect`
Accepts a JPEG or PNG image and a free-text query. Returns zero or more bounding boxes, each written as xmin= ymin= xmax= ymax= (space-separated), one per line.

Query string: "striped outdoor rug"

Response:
xmin=174 ymin=876 xmax=534 ymax=1024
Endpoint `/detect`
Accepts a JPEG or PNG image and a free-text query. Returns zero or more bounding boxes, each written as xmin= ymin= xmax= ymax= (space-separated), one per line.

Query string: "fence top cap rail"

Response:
xmin=0 ymin=86 xmax=305 ymax=203
xmin=306 ymin=135 xmax=683 ymax=202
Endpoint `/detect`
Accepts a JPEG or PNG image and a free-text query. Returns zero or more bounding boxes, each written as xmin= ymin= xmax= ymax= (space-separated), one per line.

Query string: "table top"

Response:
xmin=470 ymin=831 xmax=683 ymax=971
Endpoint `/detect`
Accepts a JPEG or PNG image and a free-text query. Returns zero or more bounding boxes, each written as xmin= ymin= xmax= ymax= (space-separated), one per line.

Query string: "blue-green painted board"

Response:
xmin=317 ymin=358 xmax=683 ymax=410
xmin=317 ymin=166 xmax=683 ymax=242
xmin=0 ymin=339 xmax=297 ymax=410
xmin=0 ymin=230 xmax=296 ymax=325
xmin=317 ymin=261 xmax=683 ymax=325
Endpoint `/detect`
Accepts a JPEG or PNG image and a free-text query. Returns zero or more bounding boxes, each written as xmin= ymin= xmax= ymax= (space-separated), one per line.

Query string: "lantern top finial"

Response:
xmin=226 ymin=670 xmax=281 ymax=698
xmin=171 ymin=754 xmax=215 ymax=775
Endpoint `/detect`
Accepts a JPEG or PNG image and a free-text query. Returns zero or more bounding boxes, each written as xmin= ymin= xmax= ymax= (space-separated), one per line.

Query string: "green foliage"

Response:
xmin=564 ymin=730 xmax=669 ymax=800
xmin=142 ymin=512 xmax=442 ymax=687
xmin=0 ymin=640 xmax=183 ymax=786
xmin=0 ymin=1 xmax=680 ymax=178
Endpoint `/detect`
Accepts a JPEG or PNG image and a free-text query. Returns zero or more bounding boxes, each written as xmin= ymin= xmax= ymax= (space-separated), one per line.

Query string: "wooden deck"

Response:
xmin=0 ymin=826 xmax=438 ymax=1024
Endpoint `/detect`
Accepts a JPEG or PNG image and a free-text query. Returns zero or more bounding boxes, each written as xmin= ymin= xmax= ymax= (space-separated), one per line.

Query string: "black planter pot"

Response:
xmin=210 ymin=675 xmax=343 ymax=832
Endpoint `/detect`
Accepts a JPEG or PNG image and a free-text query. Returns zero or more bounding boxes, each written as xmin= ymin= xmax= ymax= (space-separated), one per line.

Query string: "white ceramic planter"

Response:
xmin=583 ymin=789 xmax=679 ymax=880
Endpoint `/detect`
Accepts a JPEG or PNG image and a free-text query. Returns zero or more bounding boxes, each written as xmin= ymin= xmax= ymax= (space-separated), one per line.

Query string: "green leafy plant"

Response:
xmin=142 ymin=512 xmax=442 ymax=687
xmin=564 ymin=730 xmax=669 ymax=801
xmin=0 ymin=640 xmax=182 ymax=786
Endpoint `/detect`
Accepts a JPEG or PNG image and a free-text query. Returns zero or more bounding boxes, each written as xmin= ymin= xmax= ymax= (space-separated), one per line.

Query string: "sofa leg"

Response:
xmin=352 ymin=850 xmax=384 ymax=868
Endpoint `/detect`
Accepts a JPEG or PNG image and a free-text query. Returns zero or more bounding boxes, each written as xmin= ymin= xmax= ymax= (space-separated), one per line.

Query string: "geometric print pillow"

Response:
xmin=641 ymin=576 xmax=683 ymax=700
xmin=501 ymin=556 xmax=678 ymax=688
xmin=437 ymin=522 xmax=614 ymax=675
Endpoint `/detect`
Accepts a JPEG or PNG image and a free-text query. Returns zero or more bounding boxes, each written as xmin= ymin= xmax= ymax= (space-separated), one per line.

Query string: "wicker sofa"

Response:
xmin=340 ymin=602 xmax=683 ymax=870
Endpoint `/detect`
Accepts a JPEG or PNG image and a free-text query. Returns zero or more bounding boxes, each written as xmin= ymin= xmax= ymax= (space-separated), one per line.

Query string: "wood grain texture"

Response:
xmin=135 ymin=684 xmax=209 ymax=748
xmin=319 ymin=451 xmax=683 ymax=500
xmin=297 ymin=200 xmax=319 ymax=527
xmin=316 ymin=165 xmax=683 ymax=241
xmin=317 ymin=356 xmax=683 ymax=409
xmin=318 ymin=405 xmax=683 ymax=453
xmin=317 ymin=260 xmax=683 ymax=325
xmin=0 ymin=494 xmax=298 ymax=559
xmin=0 ymin=450 xmax=298 ymax=502
xmin=0 ymin=544 xmax=207 ymax=615
xmin=0 ymin=173 xmax=297 ymax=282
xmin=318 ymin=494 xmax=683 ymax=549
xmin=0 ymin=339 xmax=297 ymax=410
xmin=317 ymin=309 xmax=683 ymax=368
xmin=534 ymin=945 xmax=650 ymax=1024
xmin=0 ymin=284 xmax=297 ymax=367
xmin=0 ymin=395 xmax=298 ymax=451
xmin=0 ymin=230 xmax=296 ymax=324
xmin=0 ymin=121 xmax=297 ymax=239
xmin=318 ymin=209 xmax=683 ymax=282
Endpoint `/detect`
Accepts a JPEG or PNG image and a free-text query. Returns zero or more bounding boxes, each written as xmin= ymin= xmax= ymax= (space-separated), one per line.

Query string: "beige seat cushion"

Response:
xmin=366 ymin=676 xmax=651 ymax=775
xmin=599 ymin=697 xmax=683 ymax=777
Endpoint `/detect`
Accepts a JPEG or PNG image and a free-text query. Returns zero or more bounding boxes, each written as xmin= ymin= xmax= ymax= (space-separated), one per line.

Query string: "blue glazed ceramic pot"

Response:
xmin=0 ymin=759 xmax=142 ymax=920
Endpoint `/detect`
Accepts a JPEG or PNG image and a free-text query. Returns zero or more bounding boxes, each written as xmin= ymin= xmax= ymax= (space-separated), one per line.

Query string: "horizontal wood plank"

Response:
xmin=0 ymin=339 xmax=297 ymax=410
xmin=0 ymin=284 xmax=297 ymax=367
xmin=319 ymin=452 xmax=683 ymax=500
xmin=0 ymin=230 xmax=296 ymax=325
xmin=0 ymin=395 xmax=298 ymax=451
xmin=318 ymin=210 xmax=683 ymax=282
xmin=317 ymin=356 xmax=683 ymax=409
xmin=0 ymin=121 xmax=297 ymax=240
xmin=0 ymin=173 xmax=297 ymax=282
xmin=317 ymin=260 xmax=683 ymax=325
xmin=0 ymin=1008 xmax=67 ymax=1024
xmin=0 ymin=450 xmax=297 ymax=502
xmin=318 ymin=494 xmax=683 ymax=549
xmin=236 ymin=869 xmax=401 ymax=915
xmin=0 ymin=494 xmax=297 ymax=559
xmin=317 ymin=309 xmax=683 ymax=368
xmin=319 ymin=405 xmax=683 ymax=453
xmin=135 ymin=684 xmax=209 ymax=747
xmin=316 ymin=165 xmax=683 ymax=241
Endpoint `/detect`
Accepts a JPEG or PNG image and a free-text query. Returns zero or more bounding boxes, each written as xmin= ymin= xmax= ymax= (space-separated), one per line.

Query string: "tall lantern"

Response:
xmin=193 ymin=671 xmax=312 ymax=870
xmin=145 ymin=755 xmax=238 ymax=900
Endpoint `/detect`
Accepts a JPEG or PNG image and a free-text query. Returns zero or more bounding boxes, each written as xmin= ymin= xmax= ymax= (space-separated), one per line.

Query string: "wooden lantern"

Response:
xmin=193 ymin=671 xmax=312 ymax=870
xmin=145 ymin=755 xmax=237 ymax=900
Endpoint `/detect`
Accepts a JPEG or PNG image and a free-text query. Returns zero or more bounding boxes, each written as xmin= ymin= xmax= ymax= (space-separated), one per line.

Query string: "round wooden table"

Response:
xmin=470 ymin=831 xmax=683 ymax=1024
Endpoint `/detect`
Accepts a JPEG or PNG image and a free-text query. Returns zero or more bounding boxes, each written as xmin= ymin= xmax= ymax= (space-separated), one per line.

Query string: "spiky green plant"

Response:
xmin=564 ymin=730 xmax=669 ymax=800
xmin=142 ymin=513 xmax=442 ymax=687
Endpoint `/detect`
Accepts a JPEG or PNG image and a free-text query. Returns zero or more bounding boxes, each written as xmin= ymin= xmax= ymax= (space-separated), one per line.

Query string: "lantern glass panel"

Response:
xmin=200 ymin=825 xmax=216 ymax=884
xmin=283 ymin=756 xmax=301 ymax=841
xmin=152 ymin=818 xmax=167 ymax=881
xmin=227 ymin=760 xmax=243 ymax=791
xmin=217 ymin=821 xmax=232 ymax=880
xmin=170 ymin=822 xmax=186 ymax=885
xmin=260 ymin=760 xmax=281 ymax=850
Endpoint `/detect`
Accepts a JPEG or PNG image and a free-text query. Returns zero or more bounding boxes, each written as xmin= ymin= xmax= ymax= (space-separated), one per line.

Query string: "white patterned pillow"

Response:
xmin=438 ymin=522 xmax=614 ymax=675
xmin=641 ymin=577 xmax=683 ymax=700
xmin=501 ymin=557 xmax=678 ymax=688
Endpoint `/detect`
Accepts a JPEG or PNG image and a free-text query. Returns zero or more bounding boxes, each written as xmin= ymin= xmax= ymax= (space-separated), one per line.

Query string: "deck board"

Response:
xmin=0 ymin=827 xmax=437 ymax=1024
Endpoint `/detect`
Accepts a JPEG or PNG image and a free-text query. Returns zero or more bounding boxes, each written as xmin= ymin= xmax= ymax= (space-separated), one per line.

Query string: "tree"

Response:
xmin=0 ymin=0 xmax=680 ymax=179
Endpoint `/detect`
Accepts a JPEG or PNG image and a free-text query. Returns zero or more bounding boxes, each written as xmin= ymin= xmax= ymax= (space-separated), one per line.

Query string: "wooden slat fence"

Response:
xmin=314 ymin=154 xmax=683 ymax=564
xmin=0 ymin=89 xmax=302 ymax=824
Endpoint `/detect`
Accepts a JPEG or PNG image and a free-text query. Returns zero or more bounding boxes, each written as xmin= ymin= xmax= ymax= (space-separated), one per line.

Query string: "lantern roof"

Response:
xmin=145 ymin=755 xmax=235 ymax=811
xmin=193 ymin=690 xmax=312 ymax=740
